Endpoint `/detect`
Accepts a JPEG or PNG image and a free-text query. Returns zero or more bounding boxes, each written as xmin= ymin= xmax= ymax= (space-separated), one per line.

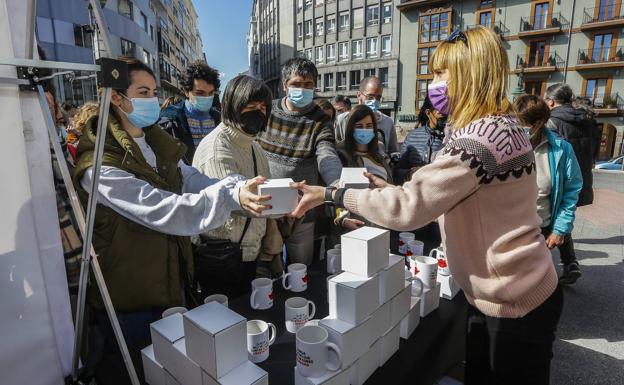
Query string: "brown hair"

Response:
xmin=344 ymin=104 xmax=379 ymax=155
xmin=72 ymin=102 xmax=100 ymax=135
xmin=316 ymin=99 xmax=336 ymax=121
xmin=513 ymin=94 xmax=550 ymax=147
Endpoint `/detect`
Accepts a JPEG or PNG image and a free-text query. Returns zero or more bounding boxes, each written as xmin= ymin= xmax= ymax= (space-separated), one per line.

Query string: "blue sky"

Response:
xmin=194 ymin=0 xmax=253 ymax=89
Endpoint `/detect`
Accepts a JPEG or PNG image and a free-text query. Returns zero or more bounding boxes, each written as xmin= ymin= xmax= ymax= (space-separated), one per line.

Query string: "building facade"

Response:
xmin=396 ymin=0 xmax=624 ymax=160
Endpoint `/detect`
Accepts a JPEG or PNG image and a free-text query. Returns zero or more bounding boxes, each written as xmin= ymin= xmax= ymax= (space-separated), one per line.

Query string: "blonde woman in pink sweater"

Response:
xmin=292 ymin=27 xmax=562 ymax=385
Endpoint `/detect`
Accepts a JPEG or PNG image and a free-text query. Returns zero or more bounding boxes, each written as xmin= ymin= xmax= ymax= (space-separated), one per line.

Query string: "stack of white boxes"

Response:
xmin=293 ymin=227 xmax=409 ymax=385
xmin=142 ymin=302 xmax=268 ymax=385
xmin=437 ymin=274 xmax=461 ymax=300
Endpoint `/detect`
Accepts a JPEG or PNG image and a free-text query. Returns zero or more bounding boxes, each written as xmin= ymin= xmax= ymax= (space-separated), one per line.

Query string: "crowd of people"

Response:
xmin=45 ymin=26 xmax=602 ymax=385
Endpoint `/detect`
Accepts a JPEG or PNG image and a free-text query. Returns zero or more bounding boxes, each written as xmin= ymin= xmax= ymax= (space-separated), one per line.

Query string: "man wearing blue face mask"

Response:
xmin=335 ymin=76 xmax=399 ymax=157
xmin=257 ymin=58 xmax=343 ymax=266
xmin=160 ymin=61 xmax=221 ymax=164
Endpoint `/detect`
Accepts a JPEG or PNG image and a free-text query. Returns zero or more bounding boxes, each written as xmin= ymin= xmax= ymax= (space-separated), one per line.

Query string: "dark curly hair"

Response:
xmin=180 ymin=61 xmax=221 ymax=92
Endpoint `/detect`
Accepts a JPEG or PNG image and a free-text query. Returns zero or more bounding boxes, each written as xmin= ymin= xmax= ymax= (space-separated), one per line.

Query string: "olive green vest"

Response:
xmin=73 ymin=114 xmax=193 ymax=312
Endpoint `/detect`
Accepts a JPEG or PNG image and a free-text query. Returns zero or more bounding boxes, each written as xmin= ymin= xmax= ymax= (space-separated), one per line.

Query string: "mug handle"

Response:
xmin=282 ymin=272 xmax=292 ymax=290
xmin=267 ymin=322 xmax=276 ymax=345
xmin=308 ymin=301 xmax=316 ymax=319
xmin=410 ymin=277 xmax=424 ymax=297
xmin=326 ymin=342 xmax=342 ymax=371
xmin=250 ymin=289 xmax=259 ymax=309
xmin=428 ymin=248 xmax=438 ymax=259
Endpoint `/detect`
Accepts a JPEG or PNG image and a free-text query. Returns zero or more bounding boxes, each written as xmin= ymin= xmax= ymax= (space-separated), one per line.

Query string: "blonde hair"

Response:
xmin=430 ymin=26 xmax=511 ymax=129
xmin=72 ymin=102 xmax=100 ymax=134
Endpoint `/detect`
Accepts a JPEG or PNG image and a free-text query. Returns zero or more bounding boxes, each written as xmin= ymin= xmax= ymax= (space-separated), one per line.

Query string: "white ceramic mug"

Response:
xmin=296 ymin=325 xmax=342 ymax=378
xmin=429 ymin=246 xmax=450 ymax=276
xmin=161 ymin=306 xmax=187 ymax=318
xmin=282 ymin=263 xmax=308 ymax=292
xmin=407 ymin=276 xmax=424 ymax=297
xmin=285 ymin=297 xmax=316 ymax=333
xmin=398 ymin=232 xmax=415 ymax=255
xmin=334 ymin=243 xmax=341 ymax=250
xmin=326 ymin=248 xmax=341 ymax=274
xmin=250 ymin=278 xmax=274 ymax=310
xmin=204 ymin=294 xmax=228 ymax=307
xmin=410 ymin=256 xmax=438 ymax=289
xmin=246 ymin=320 xmax=276 ymax=363
xmin=407 ymin=240 xmax=424 ymax=257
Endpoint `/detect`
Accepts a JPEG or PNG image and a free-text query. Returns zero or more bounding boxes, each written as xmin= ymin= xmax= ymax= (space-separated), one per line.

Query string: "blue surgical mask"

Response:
xmin=191 ymin=95 xmax=214 ymax=112
xmin=120 ymin=96 xmax=160 ymax=128
xmin=353 ymin=128 xmax=376 ymax=145
xmin=364 ymin=99 xmax=380 ymax=113
xmin=287 ymin=87 xmax=314 ymax=108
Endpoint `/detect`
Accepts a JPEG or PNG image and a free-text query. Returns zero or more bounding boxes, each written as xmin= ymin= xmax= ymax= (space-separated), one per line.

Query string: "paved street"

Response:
xmin=551 ymin=170 xmax=624 ymax=385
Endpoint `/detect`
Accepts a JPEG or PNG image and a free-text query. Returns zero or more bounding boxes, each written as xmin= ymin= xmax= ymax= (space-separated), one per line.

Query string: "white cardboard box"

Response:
xmin=341 ymin=227 xmax=390 ymax=277
xmin=378 ymin=254 xmax=406 ymax=305
xmin=294 ymin=366 xmax=349 ymax=385
xmin=399 ymin=297 xmax=421 ymax=340
xmin=350 ymin=339 xmax=380 ymax=385
xmin=368 ymin=300 xmax=391 ymax=344
xmin=141 ymin=344 xmax=166 ymax=385
xmin=328 ymin=272 xmax=379 ymax=325
xmin=183 ymin=302 xmax=247 ymax=379
xmin=379 ymin=324 xmax=400 ymax=367
xmin=150 ymin=313 xmax=185 ymax=374
xmin=165 ymin=370 xmax=182 ymax=385
xmin=420 ymin=282 xmax=441 ymax=317
xmin=339 ymin=167 xmax=369 ymax=189
xmin=320 ymin=316 xmax=372 ymax=368
xmin=438 ymin=274 xmax=461 ymax=300
xmin=169 ymin=338 xmax=202 ymax=385
xmin=389 ymin=281 xmax=411 ymax=329
xmin=257 ymin=178 xmax=298 ymax=215
xmin=202 ymin=360 xmax=268 ymax=385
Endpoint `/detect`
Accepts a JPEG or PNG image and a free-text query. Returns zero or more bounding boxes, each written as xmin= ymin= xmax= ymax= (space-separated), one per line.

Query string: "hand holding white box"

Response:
xmin=341 ymin=227 xmax=390 ymax=278
xmin=257 ymin=178 xmax=298 ymax=216
xmin=339 ymin=168 xmax=369 ymax=189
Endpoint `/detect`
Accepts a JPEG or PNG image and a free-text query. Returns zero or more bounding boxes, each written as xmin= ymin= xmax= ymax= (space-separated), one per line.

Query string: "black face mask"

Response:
xmin=240 ymin=110 xmax=266 ymax=135
xmin=434 ymin=116 xmax=447 ymax=132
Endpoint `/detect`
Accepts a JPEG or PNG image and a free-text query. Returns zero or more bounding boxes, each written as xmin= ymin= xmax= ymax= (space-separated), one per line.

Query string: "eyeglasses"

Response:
xmin=446 ymin=30 xmax=468 ymax=46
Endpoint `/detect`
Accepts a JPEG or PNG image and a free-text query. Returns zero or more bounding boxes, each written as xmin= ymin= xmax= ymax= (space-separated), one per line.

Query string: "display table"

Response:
xmin=229 ymin=260 xmax=468 ymax=385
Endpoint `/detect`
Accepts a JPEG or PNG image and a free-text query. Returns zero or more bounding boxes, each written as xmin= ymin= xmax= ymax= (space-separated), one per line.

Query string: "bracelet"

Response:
xmin=324 ymin=186 xmax=337 ymax=204
xmin=333 ymin=188 xmax=347 ymax=209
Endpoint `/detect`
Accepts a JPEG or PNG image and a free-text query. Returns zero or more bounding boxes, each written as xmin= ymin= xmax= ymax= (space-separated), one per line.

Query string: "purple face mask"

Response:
xmin=428 ymin=80 xmax=450 ymax=115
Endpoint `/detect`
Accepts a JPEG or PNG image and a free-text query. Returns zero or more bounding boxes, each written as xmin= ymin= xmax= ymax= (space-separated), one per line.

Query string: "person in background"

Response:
xmin=335 ymin=77 xmax=399 ymax=157
xmin=292 ymin=27 xmax=563 ymax=385
xmin=317 ymin=99 xmax=337 ymax=122
xmin=395 ymin=96 xmax=446 ymax=184
xmin=159 ymin=61 xmax=221 ymax=164
xmin=332 ymin=94 xmax=351 ymax=116
xmin=72 ymin=57 xmax=269 ymax=385
xmin=515 ymin=94 xmax=583 ymax=285
xmin=160 ymin=96 xmax=182 ymax=111
xmin=192 ymin=75 xmax=283 ymax=297
xmin=256 ymin=57 xmax=342 ymax=266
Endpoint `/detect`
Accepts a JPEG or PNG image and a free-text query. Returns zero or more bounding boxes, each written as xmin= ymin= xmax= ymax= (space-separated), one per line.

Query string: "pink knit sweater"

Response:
xmin=344 ymin=115 xmax=557 ymax=318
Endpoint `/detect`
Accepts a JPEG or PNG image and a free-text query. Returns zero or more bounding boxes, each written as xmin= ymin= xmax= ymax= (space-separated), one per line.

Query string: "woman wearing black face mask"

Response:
xmin=193 ymin=75 xmax=283 ymax=296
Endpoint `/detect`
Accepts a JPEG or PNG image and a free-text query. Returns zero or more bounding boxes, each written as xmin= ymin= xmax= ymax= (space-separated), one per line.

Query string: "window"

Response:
xmin=305 ymin=48 xmax=312 ymax=60
xmin=480 ymin=0 xmax=493 ymax=8
xmin=352 ymin=40 xmax=363 ymax=59
xmin=315 ymin=46 xmax=324 ymax=63
xmin=326 ymin=15 xmax=336 ymax=33
xmin=533 ymin=2 xmax=549 ymax=30
xmin=584 ymin=78 xmax=608 ymax=105
xmin=379 ymin=67 xmax=389 ymax=87
xmin=417 ymin=79 xmax=431 ymax=107
xmin=143 ymin=49 xmax=150 ymax=65
xmin=366 ymin=37 xmax=378 ymax=58
xmin=317 ymin=74 xmax=322 ymax=91
xmin=160 ymin=17 xmax=168 ymax=32
xmin=528 ymin=40 xmax=546 ymax=67
xmin=598 ymin=0 xmax=617 ymax=21
xmin=121 ymin=38 xmax=135 ymax=56
xmin=420 ymin=11 xmax=450 ymax=43
xmin=381 ymin=35 xmax=391 ymax=57
xmin=324 ymin=73 xmax=334 ymax=91
xmin=524 ymin=80 xmax=544 ymax=96
xmin=418 ymin=47 xmax=435 ymax=74
xmin=337 ymin=71 xmax=347 ymax=90
xmin=338 ymin=42 xmax=349 ymax=61
xmin=350 ymin=70 xmax=361 ymax=90
xmin=327 ymin=44 xmax=336 ymax=62
xmin=339 ymin=11 xmax=350 ymax=31
xmin=479 ymin=11 xmax=492 ymax=28
xmin=364 ymin=68 xmax=376 ymax=78
xmin=297 ymin=23 xmax=303 ymax=40
xmin=592 ymin=33 xmax=613 ymax=62
xmin=304 ymin=20 xmax=313 ymax=38
xmin=316 ymin=18 xmax=324 ymax=36
xmin=315 ymin=0 xmax=324 ymax=6
xmin=150 ymin=25 xmax=154 ymax=41
xmin=367 ymin=5 xmax=380 ymax=26
xmin=118 ymin=0 xmax=133 ymax=19
xmin=353 ymin=8 xmax=364 ymax=29
xmin=73 ymin=24 xmax=93 ymax=48
xmin=382 ymin=3 xmax=392 ymax=24
xmin=305 ymin=0 xmax=312 ymax=10
xmin=140 ymin=12 xmax=148 ymax=32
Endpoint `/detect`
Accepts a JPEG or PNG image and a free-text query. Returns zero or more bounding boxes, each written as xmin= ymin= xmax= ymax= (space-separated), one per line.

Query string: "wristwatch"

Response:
xmin=324 ymin=186 xmax=337 ymax=204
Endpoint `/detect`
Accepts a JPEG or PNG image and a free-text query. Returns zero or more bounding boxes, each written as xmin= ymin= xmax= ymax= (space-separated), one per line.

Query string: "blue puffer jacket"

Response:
xmin=545 ymin=128 xmax=583 ymax=236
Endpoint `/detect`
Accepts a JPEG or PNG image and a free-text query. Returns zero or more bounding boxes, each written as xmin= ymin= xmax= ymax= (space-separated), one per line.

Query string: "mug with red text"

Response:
xmin=282 ymin=263 xmax=308 ymax=292
xmin=429 ymin=246 xmax=450 ymax=276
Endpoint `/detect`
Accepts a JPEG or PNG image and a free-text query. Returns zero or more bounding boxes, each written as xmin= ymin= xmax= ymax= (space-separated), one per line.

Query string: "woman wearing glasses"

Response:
xmin=292 ymin=27 xmax=562 ymax=385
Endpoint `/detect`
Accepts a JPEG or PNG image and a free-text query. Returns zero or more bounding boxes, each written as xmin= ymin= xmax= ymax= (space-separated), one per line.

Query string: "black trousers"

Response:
xmin=541 ymin=227 xmax=577 ymax=265
xmin=465 ymin=285 xmax=564 ymax=385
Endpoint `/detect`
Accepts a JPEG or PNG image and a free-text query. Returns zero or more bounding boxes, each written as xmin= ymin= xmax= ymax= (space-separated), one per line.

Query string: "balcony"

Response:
xmin=578 ymin=93 xmax=624 ymax=116
xmin=463 ymin=21 xmax=510 ymax=38
xmin=397 ymin=0 xmax=448 ymax=12
xmin=518 ymin=13 xmax=569 ymax=38
xmin=515 ymin=52 xmax=564 ymax=73
xmin=576 ymin=47 xmax=624 ymax=70
xmin=581 ymin=3 xmax=624 ymax=31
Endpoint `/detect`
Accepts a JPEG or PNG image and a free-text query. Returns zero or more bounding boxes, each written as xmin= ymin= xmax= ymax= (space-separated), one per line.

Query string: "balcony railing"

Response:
xmin=463 ymin=21 xmax=510 ymax=37
xmin=579 ymin=93 xmax=624 ymax=110
xmin=582 ymin=2 xmax=624 ymax=24
xmin=516 ymin=52 xmax=564 ymax=70
xmin=577 ymin=46 xmax=624 ymax=65
xmin=519 ymin=13 xmax=569 ymax=33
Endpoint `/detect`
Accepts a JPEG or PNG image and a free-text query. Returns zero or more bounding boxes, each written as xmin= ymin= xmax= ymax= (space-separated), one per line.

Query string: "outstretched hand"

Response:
xmin=363 ymin=171 xmax=390 ymax=189
xmin=289 ymin=181 xmax=325 ymax=218
xmin=239 ymin=176 xmax=272 ymax=216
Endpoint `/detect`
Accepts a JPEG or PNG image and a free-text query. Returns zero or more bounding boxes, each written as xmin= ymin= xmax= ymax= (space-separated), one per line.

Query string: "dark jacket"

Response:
xmin=159 ymin=100 xmax=221 ymax=164
xmin=395 ymin=124 xmax=445 ymax=183
xmin=547 ymin=104 xmax=601 ymax=206
xmin=73 ymin=113 xmax=193 ymax=311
